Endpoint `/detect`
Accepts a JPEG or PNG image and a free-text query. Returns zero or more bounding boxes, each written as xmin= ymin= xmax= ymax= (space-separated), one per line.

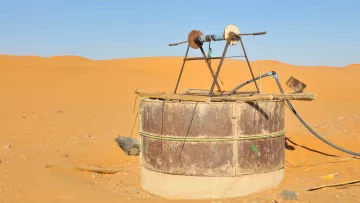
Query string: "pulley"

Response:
xmin=187 ymin=24 xmax=242 ymax=49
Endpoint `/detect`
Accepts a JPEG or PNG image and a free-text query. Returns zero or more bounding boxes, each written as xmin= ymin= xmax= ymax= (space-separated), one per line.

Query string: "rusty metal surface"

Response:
xmin=141 ymin=137 xmax=234 ymax=176
xmin=141 ymin=100 xmax=233 ymax=138
xmin=236 ymin=136 xmax=285 ymax=175
xmin=238 ymin=101 xmax=284 ymax=135
xmin=140 ymin=99 xmax=285 ymax=177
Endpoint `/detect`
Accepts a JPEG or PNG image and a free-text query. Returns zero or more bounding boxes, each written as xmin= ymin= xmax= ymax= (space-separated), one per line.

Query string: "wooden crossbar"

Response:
xmin=134 ymin=89 xmax=317 ymax=102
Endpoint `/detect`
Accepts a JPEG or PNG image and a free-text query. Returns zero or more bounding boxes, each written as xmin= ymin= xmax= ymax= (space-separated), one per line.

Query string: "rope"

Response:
xmin=178 ymin=102 xmax=198 ymax=158
xmin=130 ymin=96 xmax=146 ymax=137
xmin=139 ymin=131 xmax=285 ymax=142
xmin=207 ymin=42 xmax=212 ymax=59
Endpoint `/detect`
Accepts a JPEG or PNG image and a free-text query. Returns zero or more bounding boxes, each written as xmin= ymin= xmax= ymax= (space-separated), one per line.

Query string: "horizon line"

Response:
xmin=0 ymin=54 xmax=359 ymax=69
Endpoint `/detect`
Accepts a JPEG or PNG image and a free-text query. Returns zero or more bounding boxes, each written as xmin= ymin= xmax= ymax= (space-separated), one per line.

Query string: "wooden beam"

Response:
xmin=270 ymin=93 xmax=317 ymax=101
xmin=210 ymin=95 xmax=274 ymax=102
xmin=182 ymin=89 xmax=258 ymax=96
xmin=134 ymin=89 xmax=210 ymax=102
xmin=135 ymin=89 xmax=317 ymax=102
xmin=308 ymin=179 xmax=360 ymax=191
xmin=183 ymin=89 xmax=316 ymax=101
xmin=182 ymin=88 xmax=212 ymax=96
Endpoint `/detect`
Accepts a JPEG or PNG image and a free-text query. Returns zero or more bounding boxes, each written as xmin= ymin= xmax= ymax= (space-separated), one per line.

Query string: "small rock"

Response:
xmin=56 ymin=110 xmax=65 ymax=113
xmin=131 ymin=187 xmax=138 ymax=194
xmin=61 ymin=153 xmax=69 ymax=158
xmin=92 ymin=172 xmax=101 ymax=179
xmin=1 ymin=143 xmax=11 ymax=150
xmin=335 ymin=195 xmax=340 ymax=198
xmin=279 ymin=190 xmax=298 ymax=200
xmin=339 ymin=117 xmax=344 ymax=119
xmin=84 ymin=134 xmax=93 ymax=139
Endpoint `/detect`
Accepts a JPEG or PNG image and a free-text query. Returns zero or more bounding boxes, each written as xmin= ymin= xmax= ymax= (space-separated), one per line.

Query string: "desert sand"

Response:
xmin=0 ymin=54 xmax=359 ymax=203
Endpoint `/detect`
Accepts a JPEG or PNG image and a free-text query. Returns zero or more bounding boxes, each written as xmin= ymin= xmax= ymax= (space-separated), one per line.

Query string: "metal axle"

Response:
xmin=169 ymin=32 xmax=266 ymax=47
xmin=171 ymin=24 xmax=266 ymax=95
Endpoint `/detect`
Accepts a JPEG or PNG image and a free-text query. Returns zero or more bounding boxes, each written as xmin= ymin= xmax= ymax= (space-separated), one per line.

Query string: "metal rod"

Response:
xmin=198 ymin=32 xmax=267 ymax=43
xmin=234 ymin=31 xmax=266 ymax=37
xmin=239 ymin=36 xmax=260 ymax=93
xmin=168 ymin=31 xmax=266 ymax=47
xmin=208 ymin=39 xmax=230 ymax=96
xmin=199 ymin=46 xmax=222 ymax=92
xmin=260 ymin=66 xmax=262 ymax=94
xmin=173 ymin=45 xmax=190 ymax=93
xmin=169 ymin=40 xmax=188 ymax=46
xmin=185 ymin=56 xmax=244 ymax=61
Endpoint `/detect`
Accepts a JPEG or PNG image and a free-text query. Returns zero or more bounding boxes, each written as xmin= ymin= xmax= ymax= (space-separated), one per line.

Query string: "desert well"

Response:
xmin=138 ymin=98 xmax=285 ymax=199
xmin=133 ymin=24 xmax=317 ymax=199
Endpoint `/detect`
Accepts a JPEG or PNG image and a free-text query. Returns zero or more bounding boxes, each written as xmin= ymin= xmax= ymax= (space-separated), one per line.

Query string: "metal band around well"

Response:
xmin=139 ymin=131 xmax=285 ymax=142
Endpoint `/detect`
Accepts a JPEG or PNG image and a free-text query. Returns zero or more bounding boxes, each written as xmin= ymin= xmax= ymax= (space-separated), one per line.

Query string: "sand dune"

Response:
xmin=48 ymin=55 xmax=91 ymax=61
xmin=345 ymin=63 xmax=360 ymax=70
xmin=0 ymin=55 xmax=360 ymax=202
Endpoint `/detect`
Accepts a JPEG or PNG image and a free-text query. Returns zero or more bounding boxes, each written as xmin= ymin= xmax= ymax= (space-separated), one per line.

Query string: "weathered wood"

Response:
xmin=271 ymin=93 xmax=316 ymax=101
xmin=45 ymin=164 xmax=124 ymax=174
xmin=136 ymin=89 xmax=272 ymax=102
xmin=182 ymin=88 xmax=214 ymax=96
xmin=308 ymin=179 xmax=360 ymax=191
xmin=182 ymin=88 xmax=257 ymax=96
xmin=139 ymin=99 xmax=285 ymax=177
xmin=135 ymin=89 xmax=209 ymax=102
xmin=210 ymin=94 xmax=274 ymax=102
xmin=286 ymin=76 xmax=307 ymax=93
xmin=183 ymin=89 xmax=316 ymax=101
xmin=135 ymin=89 xmax=316 ymax=102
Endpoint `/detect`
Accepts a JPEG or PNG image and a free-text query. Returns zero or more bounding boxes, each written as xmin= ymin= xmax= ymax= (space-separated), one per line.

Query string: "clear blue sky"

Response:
xmin=0 ymin=0 xmax=359 ymax=67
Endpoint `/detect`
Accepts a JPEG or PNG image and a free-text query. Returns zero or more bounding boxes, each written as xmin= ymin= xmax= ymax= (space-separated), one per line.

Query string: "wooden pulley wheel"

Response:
xmin=188 ymin=29 xmax=203 ymax=49
xmin=224 ymin=24 xmax=241 ymax=46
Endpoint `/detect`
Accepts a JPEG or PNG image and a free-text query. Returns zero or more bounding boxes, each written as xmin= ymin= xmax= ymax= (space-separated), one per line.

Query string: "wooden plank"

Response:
xmin=270 ymin=93 xmax=316 ymax=101
xmin=182 ymin=88 xmax=214 ymax=96
xmin=134 ymin=89 xmax=209 ymax=102
xmin=135 ymin=89 xmax=316 ymax=102
xmin=210 ymin=95 xmax=274 ymax=102
xmin=308 ymin=179 xmax=360 ymax=191
xmin=183 ymin=90 xmax=316 ymax=101
xmin=182 ymin=88 xmax=257 ymax=96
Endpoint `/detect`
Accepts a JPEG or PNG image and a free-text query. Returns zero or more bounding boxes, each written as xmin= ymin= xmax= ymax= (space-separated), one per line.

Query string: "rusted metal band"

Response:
xmin=139 ymin=131 xmax=285 ymax=142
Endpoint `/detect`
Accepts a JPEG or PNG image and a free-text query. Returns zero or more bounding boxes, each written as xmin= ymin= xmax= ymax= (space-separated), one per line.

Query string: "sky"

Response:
xmin=0 ymin=0 xmax=359 ymax=67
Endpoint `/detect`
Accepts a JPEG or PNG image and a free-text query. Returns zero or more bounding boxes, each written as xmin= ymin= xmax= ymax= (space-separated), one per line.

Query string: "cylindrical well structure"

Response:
xmin=139 ymin=98 xmax=285 ymax=199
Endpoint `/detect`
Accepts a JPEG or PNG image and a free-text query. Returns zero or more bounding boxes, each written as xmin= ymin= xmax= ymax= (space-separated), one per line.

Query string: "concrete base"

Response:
xmin=140 ymin=166 xmax=284 ymax=200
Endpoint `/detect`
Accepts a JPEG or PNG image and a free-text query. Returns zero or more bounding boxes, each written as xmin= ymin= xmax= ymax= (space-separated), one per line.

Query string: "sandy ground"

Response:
xmin=0 ymin=55 xmax=360 ymax=203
